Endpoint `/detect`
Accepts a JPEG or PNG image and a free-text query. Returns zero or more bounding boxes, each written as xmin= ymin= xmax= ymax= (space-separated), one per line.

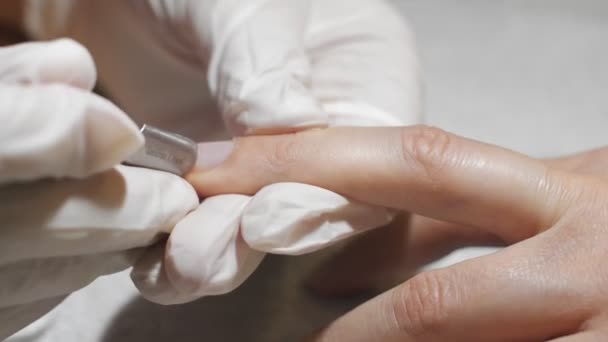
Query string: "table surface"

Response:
xmin=10 ymin=1 xmax=608 ymax=341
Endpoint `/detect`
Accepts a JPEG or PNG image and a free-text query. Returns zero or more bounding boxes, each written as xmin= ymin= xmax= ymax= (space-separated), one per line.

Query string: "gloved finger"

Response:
xmin=134 ymin=195 xmax=265 ymax=304
xmin=313 ymin=236 xmax=587 ymax=341
xmin=0 ymin=165 xmax=198 ymax=264
xmin=307 ymin=0 xmax=422 ymax=126
xmin=131 ymin=242 xmax=191 ymax=305
xmin=241 ymin=182 xmax=396 ymax=255
xmin=166 ymin=195 xmax=265 ymax=298
xmin=305 ymin=215 xmax=502 ymax=297
xmin=0 ymin=251 xmax=139 ymax=308
xmin=0 ymin=296 xmax=65 ymax=340
xmin=190 ymin=126 xmax=581 ymax=242
xmin=193 ymin=0 xmax=326 ymax=134
xmin=0 ymin=38 xmax=96 ymax=89
xmin=0 ymin=83 xmax=142 ymax=183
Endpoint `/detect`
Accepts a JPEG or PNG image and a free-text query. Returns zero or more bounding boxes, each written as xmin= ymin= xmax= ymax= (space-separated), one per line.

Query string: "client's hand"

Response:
xmin=188 ymin=126 xmax=608 ymax=341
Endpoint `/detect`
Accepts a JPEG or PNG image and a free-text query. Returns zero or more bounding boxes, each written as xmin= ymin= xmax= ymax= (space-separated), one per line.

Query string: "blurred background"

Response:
xmin=396 ymin=0 xmax=608 ymax=157
xmin=9 ymin=1 xmax=608 ymax=341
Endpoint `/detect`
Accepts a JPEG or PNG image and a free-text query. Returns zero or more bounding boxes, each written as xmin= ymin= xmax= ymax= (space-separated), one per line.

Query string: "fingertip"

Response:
xmin=158 ymin=173 xmax=200 ymax=228
xmin=82 ymin=95 xmax=144 ymax=175
xmin=114 ymin=165 xmax=199 ymax=232
xmin=163 ymin=195 xmax=263 ymax=297
xmin=131 ymin=243 xmax=195 ymax=305
xmin=40 ymin=38 xmax=97 ymax=90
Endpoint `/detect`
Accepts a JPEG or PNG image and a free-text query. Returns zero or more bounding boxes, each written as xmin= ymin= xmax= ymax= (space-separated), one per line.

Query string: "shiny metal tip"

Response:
xmin=124 ymin=125 xmax=197 ymax=176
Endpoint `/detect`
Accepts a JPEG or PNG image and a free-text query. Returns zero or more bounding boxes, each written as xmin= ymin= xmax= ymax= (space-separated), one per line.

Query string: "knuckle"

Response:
xmin=398 ymin=125 xmax=454 ymax=190
xmin=535 ymin=168 xmax=592 ymax=232
xmin=389 ymin=270 xmax=454 ymax=337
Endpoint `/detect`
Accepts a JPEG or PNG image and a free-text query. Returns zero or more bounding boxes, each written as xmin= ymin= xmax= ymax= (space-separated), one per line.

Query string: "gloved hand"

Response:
xmin=25 ymin=0 xmax=422 ymax=304
xmin=0 ymin=39 xmax=198 ymax=339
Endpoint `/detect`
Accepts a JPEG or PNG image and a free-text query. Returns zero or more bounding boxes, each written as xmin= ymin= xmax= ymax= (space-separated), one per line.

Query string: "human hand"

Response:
xmin=25 ymin=0 xmax=422 ymax=302
xmin=0 ymin=39 xmax=198 ymax=339
xmin=189 ymin=125 xmax=608 ymax=341
xmin=303 ymin=149 xmax=608 ymax=297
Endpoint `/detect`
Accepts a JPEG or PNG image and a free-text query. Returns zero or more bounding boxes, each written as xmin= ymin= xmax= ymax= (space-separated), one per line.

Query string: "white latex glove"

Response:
xmin=25 ymin=0 xmax=422 ymax=304
xmin=0 ymin=39 xmax=198 ymax=339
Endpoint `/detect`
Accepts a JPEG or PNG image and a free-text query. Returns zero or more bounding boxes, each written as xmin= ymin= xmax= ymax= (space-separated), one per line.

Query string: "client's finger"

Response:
xmin=312 ymin=236 xmax=590 ymax=342
xmin=306 ymin=146 xmax=608 ymax=297
xmin=189 ymin=126 xmax=581 ymax=241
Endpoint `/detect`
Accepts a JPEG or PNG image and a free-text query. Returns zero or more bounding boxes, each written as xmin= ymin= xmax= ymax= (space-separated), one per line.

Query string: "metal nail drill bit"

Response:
xmin=124 ymin=125 xmax=197 ymax=176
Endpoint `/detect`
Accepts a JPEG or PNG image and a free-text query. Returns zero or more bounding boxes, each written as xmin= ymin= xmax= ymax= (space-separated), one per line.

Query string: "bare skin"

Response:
xmin=189 ymin=125 xmax=608 ymax=341
xmin=303 ymin=146 xmax=608 ymax=298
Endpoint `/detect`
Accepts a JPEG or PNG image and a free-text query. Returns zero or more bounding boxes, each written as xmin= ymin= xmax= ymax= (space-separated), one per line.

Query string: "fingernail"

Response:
xmin=195 ymin=140 xmax=234 ymax=170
